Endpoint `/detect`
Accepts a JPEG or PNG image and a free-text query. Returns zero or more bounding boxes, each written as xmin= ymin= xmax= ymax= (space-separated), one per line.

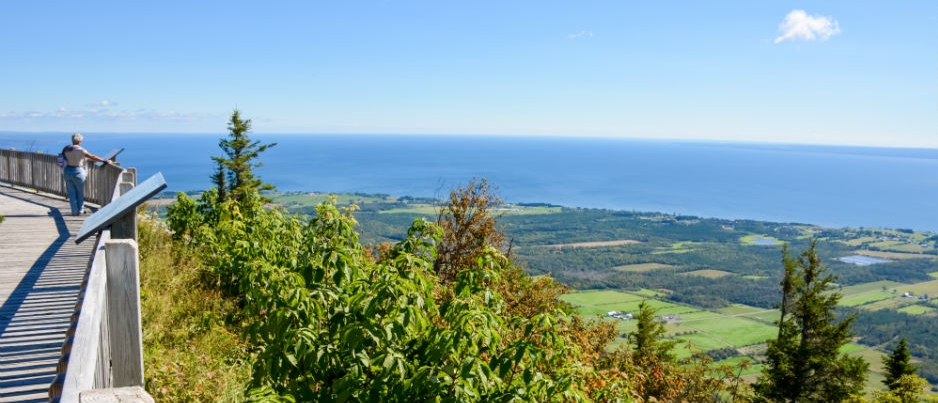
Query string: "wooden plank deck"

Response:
xmin=0 ymin=186 xmax=96 ymax=403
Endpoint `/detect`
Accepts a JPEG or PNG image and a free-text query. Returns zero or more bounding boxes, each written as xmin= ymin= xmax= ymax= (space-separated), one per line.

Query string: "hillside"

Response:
xmin=260 ymin=190 xmax=938 ymax=395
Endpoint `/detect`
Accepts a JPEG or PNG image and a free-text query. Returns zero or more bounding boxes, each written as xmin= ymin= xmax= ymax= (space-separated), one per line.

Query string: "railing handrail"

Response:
xmin=0 ymin=148 xmax=123 ymax=205
xmin=1 ymin=148 xmax=153 ymax=403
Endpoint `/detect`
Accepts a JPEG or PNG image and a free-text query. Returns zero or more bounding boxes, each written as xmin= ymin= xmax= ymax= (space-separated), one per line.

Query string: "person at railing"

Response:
xmin=63 ymin=133 xmax=109 ymax=215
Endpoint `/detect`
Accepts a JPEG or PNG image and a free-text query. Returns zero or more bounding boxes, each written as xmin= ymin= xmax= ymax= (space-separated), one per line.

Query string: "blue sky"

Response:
xmin=1 ymin=1 xmax=935 ymax=148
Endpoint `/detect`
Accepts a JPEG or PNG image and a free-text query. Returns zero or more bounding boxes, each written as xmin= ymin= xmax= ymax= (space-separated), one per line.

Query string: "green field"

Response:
xmin=612 ymin=263 xmax=672 ymax=272
xmin=560 ymin=290 xmax=644 ymax=310
xmin=562 ymin=290 xmax=779 ymax=358
xmin=681 ymin=316 xmax=778 ymax=347
xmin=718 ymin=304 xmax=765 ymax=315
xmin=839 ymin=280 xmax=905 ymax=296
xmin=895 ymin=280 xmax=937 ymax=296
xmin=672 ymin=332 xmax=732 ymax=358
xmin=679 ymin=310 xmax=723 ymax=320
xmin=744 ymin=310 xmax=781 ymax=324
xmin=381 ymin=206 xmax=439 ymax=215
xmin=839 ymin=291 xmax=895 ymax=307
xmin=713 ymin=356 xmax=763 ymax=376
xmin=898 ymin=305 xmax=935 ymax=315
xmin=683 ymin=269 xmax=733 ymax=278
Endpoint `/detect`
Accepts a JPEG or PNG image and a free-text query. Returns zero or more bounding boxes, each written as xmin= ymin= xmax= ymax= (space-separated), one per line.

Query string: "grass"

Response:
xmin=839 ymin=291 xmax=895 ymax=307
xmin=745 ymin=310 xmax=781 ymax=324
xmin=671 ymin=332 xmax=731 ymax=358
xmin=867 ymin=241 xmax=930 ymax=253
xmin=856 ymin=250 xmax=935 ymax=260
xmin=895 ymin=280 xmax=938 ymax=296
xmin=612 ymin=263 xmax=673 ymax=272
xmin=683 ymin=269 xmax=733 ymax=278
xmin=898 ymin=305 xmax=935 ymax=315
xmin=499 ymin=205 xmax=563 ymax=215
xmin=677 ymin=310 xmax=723 ymax=320
xmin=560 ymin=290 xmax=645 ymax=311
xmin=137 ymin=213 xmax=250 ymax=402
xmin=656 ymin=305 xmax=701 ymax=316
xmin=855 ymin=280 xmax=938 ymax=311
xmin=680 ymin=316 xmax=777 ymax=347
xmin=381 ymin=205 xmax=439 ymax=215
xmin=718 ymin=304 xmax=765 ymax=315
xmin=713 ymin=356 xmax=762 ymax=376
xmin=839 ymin=280 xmax=905 ymax=296
xmin=634 ymin=288 xmax=669 ymax=298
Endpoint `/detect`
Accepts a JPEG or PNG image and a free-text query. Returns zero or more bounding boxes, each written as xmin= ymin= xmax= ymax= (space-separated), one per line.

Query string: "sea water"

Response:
xmin=2 ymin=133 xmax=936 ymax=232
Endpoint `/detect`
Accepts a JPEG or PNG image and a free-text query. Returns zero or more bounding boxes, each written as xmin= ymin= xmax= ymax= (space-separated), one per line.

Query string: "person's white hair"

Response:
xmin=71 ymin=133 xmax=83 ymax=145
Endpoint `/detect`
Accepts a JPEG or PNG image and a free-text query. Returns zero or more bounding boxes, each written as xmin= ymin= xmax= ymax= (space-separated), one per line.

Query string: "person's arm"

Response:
xmin=83 ymin=151 xmax=109 ymax=164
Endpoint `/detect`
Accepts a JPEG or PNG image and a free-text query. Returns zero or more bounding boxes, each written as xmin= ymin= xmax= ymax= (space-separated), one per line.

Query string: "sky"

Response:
xmin=1 ymin=1 xmax=936 ymax=148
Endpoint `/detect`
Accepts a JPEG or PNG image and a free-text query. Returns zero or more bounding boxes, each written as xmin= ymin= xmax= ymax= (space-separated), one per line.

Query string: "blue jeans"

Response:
xmin=63 ymin=166 xmax=86 ymax=215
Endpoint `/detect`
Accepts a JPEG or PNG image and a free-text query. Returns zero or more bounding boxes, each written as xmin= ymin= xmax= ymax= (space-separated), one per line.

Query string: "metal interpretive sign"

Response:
xmin=102 ymin=148 xmax=124 ymax=161
xmin=100 ymin=148 xmax=125 ymax=166
xmin=75 ymin=172 xmax=167 ymax=244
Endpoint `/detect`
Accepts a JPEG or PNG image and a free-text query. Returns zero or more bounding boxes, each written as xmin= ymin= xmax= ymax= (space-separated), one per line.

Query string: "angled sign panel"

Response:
xmin=75 ymin=172 xmax=167 ymax=244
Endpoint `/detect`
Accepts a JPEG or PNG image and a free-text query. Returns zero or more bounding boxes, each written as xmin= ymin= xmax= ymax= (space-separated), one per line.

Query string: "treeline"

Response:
xmin=851 ymin=308 xmax=938 ymax=384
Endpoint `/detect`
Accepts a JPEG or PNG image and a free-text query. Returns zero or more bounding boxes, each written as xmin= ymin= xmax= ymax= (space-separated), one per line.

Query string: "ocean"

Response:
xmin=2 ymin=133 xmax=937 ymax=232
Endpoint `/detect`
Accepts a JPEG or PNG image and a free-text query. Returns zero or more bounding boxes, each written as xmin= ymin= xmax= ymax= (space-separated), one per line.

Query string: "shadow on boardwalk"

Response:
xmin=0 ymin=187 xmax=94 ymax=403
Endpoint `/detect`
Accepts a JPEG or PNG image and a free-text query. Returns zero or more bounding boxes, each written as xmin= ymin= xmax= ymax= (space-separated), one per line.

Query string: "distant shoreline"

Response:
xmin=150 ymin=189 xmax=938 ymax=236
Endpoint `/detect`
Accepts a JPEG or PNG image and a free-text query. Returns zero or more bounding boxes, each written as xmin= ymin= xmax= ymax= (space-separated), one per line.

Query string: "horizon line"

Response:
xmin=2 ymin=130 xmax=936 ymax=151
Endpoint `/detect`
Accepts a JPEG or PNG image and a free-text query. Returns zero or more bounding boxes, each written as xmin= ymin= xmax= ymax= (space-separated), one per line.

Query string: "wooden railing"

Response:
xmin=0 ymin=148 xmax=122 ymax=206
xmin=0 ymin=149 xmax=153 ymax=403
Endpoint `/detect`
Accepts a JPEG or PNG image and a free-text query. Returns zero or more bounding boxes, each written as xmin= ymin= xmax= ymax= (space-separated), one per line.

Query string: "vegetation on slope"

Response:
xmin=138 ymin=209 xmax=250 ymax=402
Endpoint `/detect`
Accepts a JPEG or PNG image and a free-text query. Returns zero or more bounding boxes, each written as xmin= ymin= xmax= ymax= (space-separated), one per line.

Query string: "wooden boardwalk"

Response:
xmin=0 ymin=186 xmax=95 ymax=403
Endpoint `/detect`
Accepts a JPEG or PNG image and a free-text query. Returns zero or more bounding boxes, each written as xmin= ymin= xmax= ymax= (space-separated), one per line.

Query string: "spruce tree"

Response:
xmin=882 ymin=337 xmax=918 ymax=391
xmin=211 ymin=109 xmax=277 ymax=205
xmin=754 ymin=240 xmax=868 ymax=403
xmin=629 ymin=299 xmax=676 ymax=364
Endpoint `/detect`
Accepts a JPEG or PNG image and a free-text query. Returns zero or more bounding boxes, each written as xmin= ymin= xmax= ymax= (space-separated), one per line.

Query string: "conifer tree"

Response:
xmin=882 ymin=337 xmax=918 ymax=391
xmin=211 ymin=109 xmax=277 ymax=205
xmin=754 ymin=240 xmax=868 ymax=403
xmin=629 ymin=299 xmax=676 ymax=364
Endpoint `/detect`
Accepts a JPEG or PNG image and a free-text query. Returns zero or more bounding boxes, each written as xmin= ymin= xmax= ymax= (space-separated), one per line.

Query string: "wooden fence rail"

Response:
xmin=0 ymin=149 xmax=122 ymax=206
xmin=0 ymin=148 xmax=153 ymax=403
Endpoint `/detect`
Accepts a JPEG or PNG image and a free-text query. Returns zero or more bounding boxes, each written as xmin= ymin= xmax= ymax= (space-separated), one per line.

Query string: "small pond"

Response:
xmin=839 ymin=255 xmax=891 ymax=266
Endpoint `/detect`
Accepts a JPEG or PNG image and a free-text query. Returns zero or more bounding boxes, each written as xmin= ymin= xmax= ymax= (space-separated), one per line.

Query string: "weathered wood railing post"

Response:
xmin=103 ymin=168 xmax=145 ymax=389
xmin=103 ymin=240 xmax=144 ymax=388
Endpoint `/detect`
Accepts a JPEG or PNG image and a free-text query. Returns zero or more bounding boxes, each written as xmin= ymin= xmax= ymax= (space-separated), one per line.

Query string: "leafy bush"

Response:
xmin=155 ymin=180 xmax=755 ymax=402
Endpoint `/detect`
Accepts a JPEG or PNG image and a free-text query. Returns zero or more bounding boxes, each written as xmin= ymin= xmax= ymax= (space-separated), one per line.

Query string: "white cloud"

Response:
xmin=568 ymin=31 xmax=593 ymax=39
xmin=774 ymin=9 xmax=840 ymax=44
xmin=0 ymin=103 xmax=212 ymax=123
